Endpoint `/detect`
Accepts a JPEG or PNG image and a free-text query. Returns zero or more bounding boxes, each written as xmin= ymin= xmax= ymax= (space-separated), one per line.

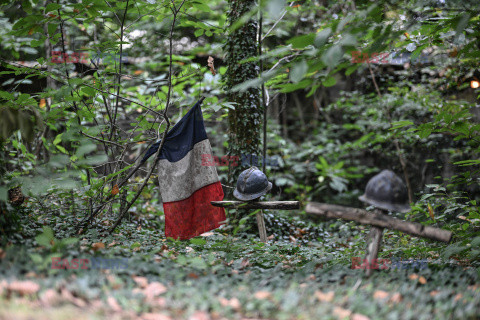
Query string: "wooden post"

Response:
xmin=365 ymin=210 xmax=384 ymax=277
xmin=256 ymin=210 xmax=267 ymax=243
xmin=211 ymin=201 xmax=300 ymax=243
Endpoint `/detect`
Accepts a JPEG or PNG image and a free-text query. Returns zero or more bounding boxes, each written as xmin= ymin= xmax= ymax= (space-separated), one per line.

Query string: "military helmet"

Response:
xmin=359 ymin=169 xmax=410 ymax=213
xmin=233 ymin=166 xmax=272 ymax=201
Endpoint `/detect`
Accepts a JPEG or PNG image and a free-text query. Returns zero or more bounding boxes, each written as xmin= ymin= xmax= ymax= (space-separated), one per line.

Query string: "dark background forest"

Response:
xmin=0 ymin=0 xmax=479 ymax=319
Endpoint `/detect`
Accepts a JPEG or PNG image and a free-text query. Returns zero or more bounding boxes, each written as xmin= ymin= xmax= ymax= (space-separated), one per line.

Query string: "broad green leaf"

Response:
xmin=314 ymin=28 xmax=331 ymax=48
xmin=289 ymin=60 xmax=308 ymax=83
xmin=391 ymin=120 xmax=414 ymax=130
xmin=322 ymin=76 xmax=336 ymax=87
xmin=288 ymin=34 xmax=315 ymax=49
xmin=321 ymin=45 xmax=343 ymax=68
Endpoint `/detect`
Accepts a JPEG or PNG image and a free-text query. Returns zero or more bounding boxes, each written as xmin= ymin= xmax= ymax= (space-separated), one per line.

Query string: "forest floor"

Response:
xmin=1 ymin=207 xmax=479 ymax=320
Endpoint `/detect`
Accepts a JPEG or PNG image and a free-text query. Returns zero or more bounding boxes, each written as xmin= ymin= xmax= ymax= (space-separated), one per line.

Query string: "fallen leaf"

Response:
xmin=8 ymin=280 xmax=40 ymax=296
xmin=315 ymin=290 xmax=334 ymax=302
xmin=219 ymin=297 xmax=241 ymax=310
xmin=207 ymin=56 xmax=216 ymax=75
xmin=467 ymin=284 xmax=479 ymax=291
xmin=144 ymin=282 xmax=167 ymax=301
xmin=107 ymin=296 xmax=122 ymax=312
xmin=0 ymin=248 xmax=5 ymax=259
xmin=427 ymin=203 xmax=435 ymax=222
xmin=133 ymin=276 xmax=149 ymax=288
xmin=40 ymin=289 xmax=61 ymax=307
xmin=333 ymin=307 xmax=351 ymax=319
xmin=373 ymin=290 xmax=389 ymax=300
xmin=408 ymin=274 xmax=419 ymax=280
xmin=92 ymin=242 xmax=105 ymax=251
xmin=430 ymin=290 xmax=440 ymax=296
xmin=0 ymin=280 xmax=7 ymax=296
xmin=254 ymin=291 xmax=272 ymax=300
xmin=189 ymin=310 xmax=211 ymax=320
xmin=419 ymin=276 xmax=427 ymax=284
xmin=200 ymin=232 xmax=214 ymax=237
xmin=454 ymin=293 xmax=463 ymax=301
xmin=39 ymin=99 xmax=46 ymax=108
xmin=107 ymin=275 xmax=123 ymax=290
xmin=111 ymin=184 xmax=119 ymax=196
xmin=108 ymin=241 xmax=118 ymax=247
xmin=240 ymin=258 xmax=250 ymax=268
xmin=134 ymin=70 xmax=143 ymax=75
xmin=142 ymin=313 xmax=172 ymax=320
xmin=352 ymin=314 xmax=370 ymax=320
xmin=60 ymin=288 xmax=86 ymax=307
xmin=389 ymin=292 xmax=403 ymax=303
xmin=188 ymin=273 xmax=199 ymax=279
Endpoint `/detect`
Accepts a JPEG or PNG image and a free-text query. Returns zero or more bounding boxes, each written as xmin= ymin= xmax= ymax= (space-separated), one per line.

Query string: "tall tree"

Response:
xmin=224 ymin=0 xmax=263 ymax=186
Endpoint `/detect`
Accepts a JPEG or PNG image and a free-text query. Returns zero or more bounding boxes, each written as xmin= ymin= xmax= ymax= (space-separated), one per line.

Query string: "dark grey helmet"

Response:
xmin=359 ymin=169 xmax=411 ymax=213
xmin=233 ymin=166 xmax=272 ymax=201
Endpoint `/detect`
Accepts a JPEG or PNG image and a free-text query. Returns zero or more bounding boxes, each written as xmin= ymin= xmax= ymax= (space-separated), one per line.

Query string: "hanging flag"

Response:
xmin=155 ymin=99 xmax=226 ymax=240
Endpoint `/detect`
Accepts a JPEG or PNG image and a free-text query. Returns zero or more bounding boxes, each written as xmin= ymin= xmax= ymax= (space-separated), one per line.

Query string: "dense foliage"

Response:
xmin=0 ymin=0 xmax=479 ymax=318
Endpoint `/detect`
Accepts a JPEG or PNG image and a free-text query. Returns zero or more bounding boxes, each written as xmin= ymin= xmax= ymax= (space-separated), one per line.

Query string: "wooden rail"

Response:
xmin=306 ymin=202 xmax=452 ymax=243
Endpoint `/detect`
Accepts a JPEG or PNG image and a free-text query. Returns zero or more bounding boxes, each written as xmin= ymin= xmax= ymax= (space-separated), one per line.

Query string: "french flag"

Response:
xmin=155 ymin=99 xmax=226 ymax=240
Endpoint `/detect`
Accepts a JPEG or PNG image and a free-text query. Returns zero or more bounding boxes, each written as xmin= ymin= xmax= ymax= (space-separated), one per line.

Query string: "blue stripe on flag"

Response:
xmin=141 ymin=99 xmax=207 ymax=163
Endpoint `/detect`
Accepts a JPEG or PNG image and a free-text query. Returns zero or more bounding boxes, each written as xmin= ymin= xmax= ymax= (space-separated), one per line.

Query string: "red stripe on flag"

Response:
xmin=163 ymin=181 xmax=226 ymax=240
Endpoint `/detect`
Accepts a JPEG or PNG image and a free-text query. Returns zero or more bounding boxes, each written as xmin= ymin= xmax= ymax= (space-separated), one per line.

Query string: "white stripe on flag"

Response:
xmin=157 ymin=139 xmax=220 ymax=203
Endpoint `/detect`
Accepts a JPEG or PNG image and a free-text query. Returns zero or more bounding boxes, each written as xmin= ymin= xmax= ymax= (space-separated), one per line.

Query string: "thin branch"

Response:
xmin=109 ymin=0 xmax=188 ymax=233
xmin=261 ymin=1 xmax=295 ymax=41
xmin=111 ymin=0 xmax=130 ymax=141
xmin=80 ymin=131 xmax=123 ymax=147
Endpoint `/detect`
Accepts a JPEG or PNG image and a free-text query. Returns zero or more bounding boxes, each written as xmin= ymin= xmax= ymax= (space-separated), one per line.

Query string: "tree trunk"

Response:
xmin=225 ymin=0 xmax=262 ymax=186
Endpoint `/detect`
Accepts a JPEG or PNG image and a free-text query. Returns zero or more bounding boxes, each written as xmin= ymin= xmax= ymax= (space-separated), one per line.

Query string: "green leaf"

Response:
xmin=321 ymin=45 xmax=343 ymax=68
xmin=314 ymin=28 xmax=331 ymax=47
xmin=455 ymin=13 xmax=471 ymax=35
xmin=0 ymin=186 xmax=7 ymax=202
xmin=45 ymin=3 xmax=61 ymax=12
xmin=288 ymin=34 xmax=315 ymax=49
xmin=0 ymin=91 xmax=14 ymax=100
xmin=36 ymin=234 xmax=52 ymax=248
xmin=267 ymin=0 xmax=286 ymax=20
xmin=130 ymin=242 xmax=141 ymax=249
xmin=81 ymin=86 xmax=96 ymax=96
xmin=53 ymin=133 xmax=62 ymax=145
xmin=391 ymin=120 xmax=414 ymax=130
xmin=31 ymin=39 xmax=44 ymax=47
xmin=47 ymin=23 xmax=57 ymax=36
xmin=322 ymin=76 xmax=336 ymax=87
xmin=345 ymin=63 xmax=360 ymax=76
xmin=61 ymin=238 xmax=79 ymax=246
xmin=190 ymin=238 xmax=207 ymax=246
xmin=289 ymin=60 xmax=308 ymax=83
